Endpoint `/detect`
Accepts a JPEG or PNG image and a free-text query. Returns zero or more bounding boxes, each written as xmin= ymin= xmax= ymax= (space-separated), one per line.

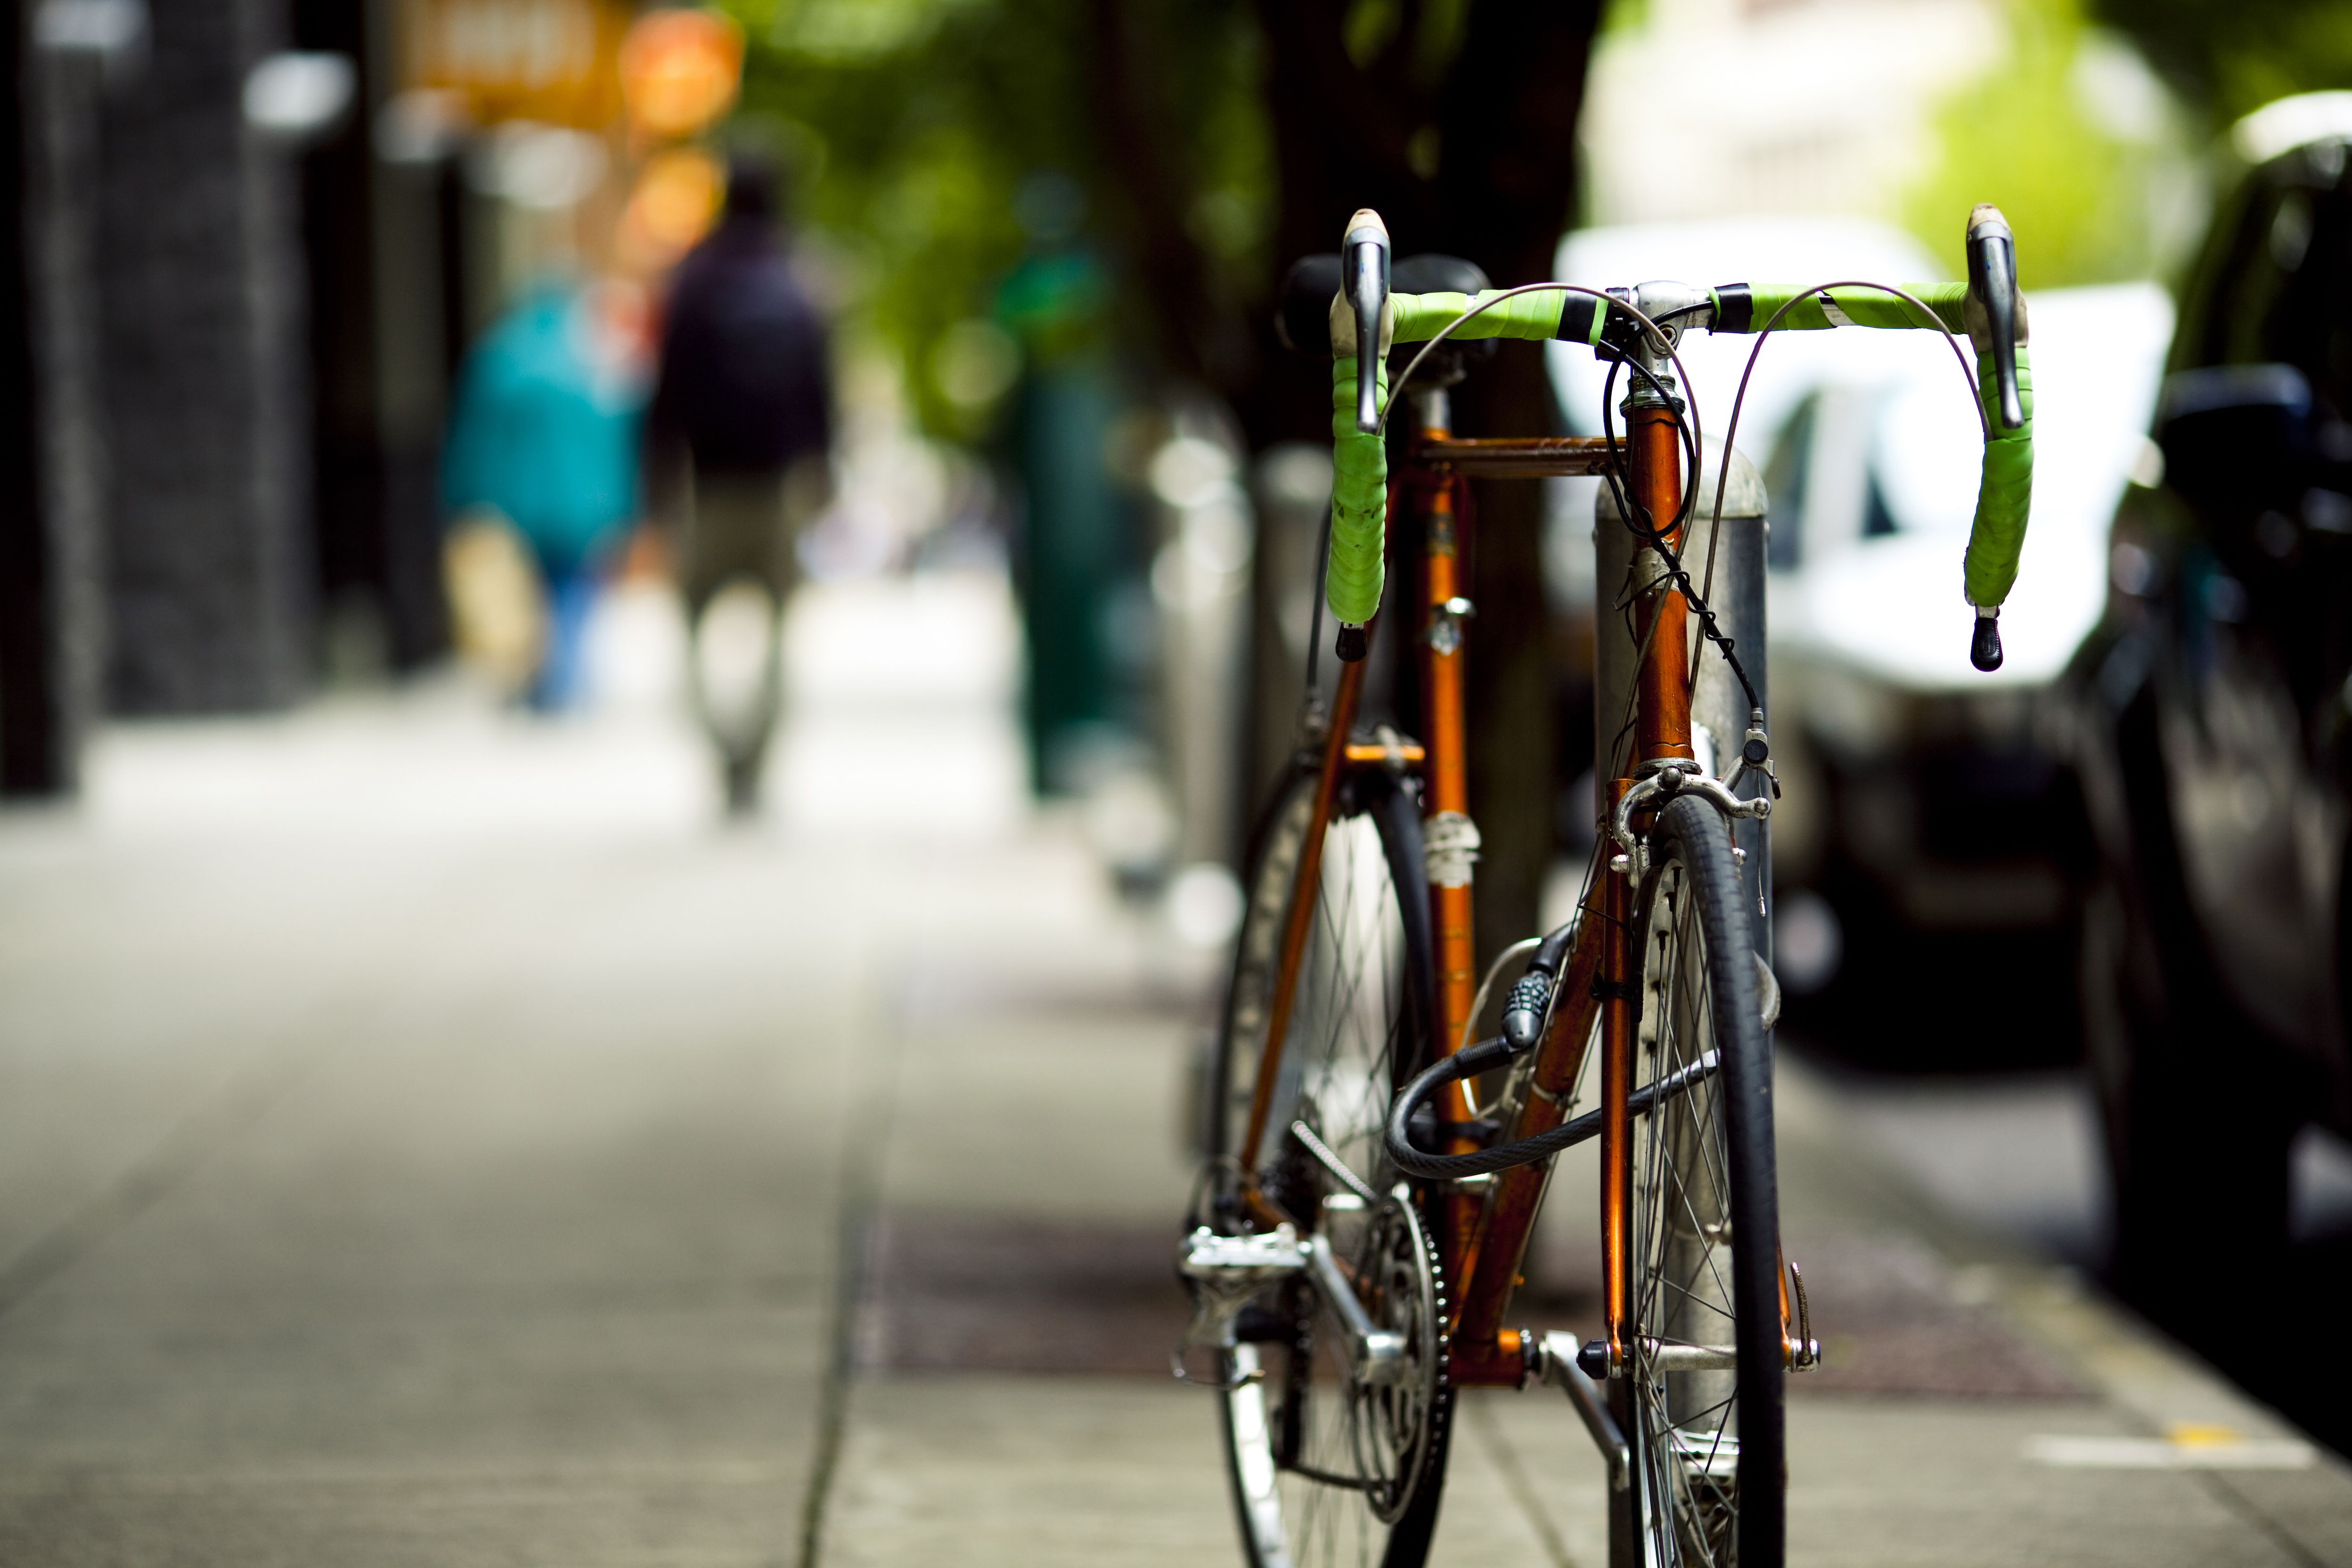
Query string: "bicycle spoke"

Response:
xmin=1666 ymin=1392 xmax=1738 ymax=1432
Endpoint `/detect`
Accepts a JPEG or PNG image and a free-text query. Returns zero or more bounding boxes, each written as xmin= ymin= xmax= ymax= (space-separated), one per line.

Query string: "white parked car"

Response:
xmin=1549 ymin=219 xmax=2172 ymax=1019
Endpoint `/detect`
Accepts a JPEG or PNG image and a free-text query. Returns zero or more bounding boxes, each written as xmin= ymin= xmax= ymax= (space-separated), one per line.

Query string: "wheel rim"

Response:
xmin=1629 ymin=856 xmax=1744 ymax=1566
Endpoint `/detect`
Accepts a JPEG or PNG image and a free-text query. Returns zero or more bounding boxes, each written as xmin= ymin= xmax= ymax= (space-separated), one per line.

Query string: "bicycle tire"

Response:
xmin=1204 ymin=762 xmax=1453 ymax=1568
xmin=1620 ymin=792 xmax=1784 ymax=1567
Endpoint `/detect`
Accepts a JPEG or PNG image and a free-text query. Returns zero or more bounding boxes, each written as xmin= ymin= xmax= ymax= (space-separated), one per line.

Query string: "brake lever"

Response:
xmin=1967 ymin=204 xmax=2023 ymax=430
xmin=1965 ymin=203 xmax=2021 ymax=673
xmin=1343 ymin=209 xmax=1390 ymax=433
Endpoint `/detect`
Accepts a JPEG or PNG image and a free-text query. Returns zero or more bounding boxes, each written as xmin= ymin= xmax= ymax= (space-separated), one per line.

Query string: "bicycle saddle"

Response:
xmin=1276 ymin=253 xmax=1498 ymax=380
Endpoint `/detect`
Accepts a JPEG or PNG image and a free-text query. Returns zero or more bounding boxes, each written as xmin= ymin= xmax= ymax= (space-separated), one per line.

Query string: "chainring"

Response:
xmin=1351 ymin=1193 xmax=1448 ymax=1523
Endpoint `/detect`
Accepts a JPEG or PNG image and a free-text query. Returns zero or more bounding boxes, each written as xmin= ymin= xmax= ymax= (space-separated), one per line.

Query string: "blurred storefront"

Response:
xmin=0 ymin=0 xmax=747 ymax=794
xmin=333 ymin=0 xmax=636 ymax=690
xmin=4 ymin=0 xmax=321 ymax=789
xmin=2 ymin=0 xmax=115 ymax=792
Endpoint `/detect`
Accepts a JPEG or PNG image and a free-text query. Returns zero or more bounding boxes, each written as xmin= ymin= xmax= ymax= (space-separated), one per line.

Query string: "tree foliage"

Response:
xmin=719 ymin=0 xmax=1601 ymax=448
xmin=718 ymin=0 xmax=1271 ymax=437
xmin=1903 ymin=0 xmax=2352 ymax=288
xmin=2090 ymin=0 xmax=2352 ymax=128
xmin=1903 ymin=0 xmax=2192 ymax=288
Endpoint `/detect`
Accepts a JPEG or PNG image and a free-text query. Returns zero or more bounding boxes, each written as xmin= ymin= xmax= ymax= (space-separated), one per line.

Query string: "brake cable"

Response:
xmin=1697 ymin=280 xmax=1987 ymax=689
xmin=1376 ymin=281 xmax=1763 ymax=729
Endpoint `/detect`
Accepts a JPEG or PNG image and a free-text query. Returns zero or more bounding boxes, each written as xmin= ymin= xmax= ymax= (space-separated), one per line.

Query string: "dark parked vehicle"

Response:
xmin=2068 ymin=98 xmax=2352 ymax=1387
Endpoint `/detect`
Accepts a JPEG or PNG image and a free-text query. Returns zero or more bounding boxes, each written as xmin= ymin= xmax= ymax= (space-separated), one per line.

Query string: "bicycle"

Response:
xmin=1178 ymin=203 xmax=2034 ymax=1568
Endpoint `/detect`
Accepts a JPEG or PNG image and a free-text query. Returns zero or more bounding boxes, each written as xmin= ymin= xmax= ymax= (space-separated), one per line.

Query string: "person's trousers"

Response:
xmin=680 ymin=468 xmax=798 ymax=775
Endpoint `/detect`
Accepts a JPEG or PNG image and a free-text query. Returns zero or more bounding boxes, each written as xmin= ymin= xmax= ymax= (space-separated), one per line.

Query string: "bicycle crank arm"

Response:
xmin=1304 ymin=1233 xmax=1412 ymax=1387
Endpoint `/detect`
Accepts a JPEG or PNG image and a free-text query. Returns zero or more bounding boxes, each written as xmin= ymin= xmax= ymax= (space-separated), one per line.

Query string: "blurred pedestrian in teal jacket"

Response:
xmin=443 ymin=280 xmax=648 ymax=710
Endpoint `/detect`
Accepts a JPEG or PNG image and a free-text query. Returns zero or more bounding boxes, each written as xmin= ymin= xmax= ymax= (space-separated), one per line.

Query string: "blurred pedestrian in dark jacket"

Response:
xmin=649 ymin=154 xmax=833 ymax=815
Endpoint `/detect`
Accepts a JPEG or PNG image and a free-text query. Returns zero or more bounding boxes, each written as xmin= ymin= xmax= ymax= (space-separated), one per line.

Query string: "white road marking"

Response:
xmin=2025 ymin=1435 xmax=2315 ymax=1471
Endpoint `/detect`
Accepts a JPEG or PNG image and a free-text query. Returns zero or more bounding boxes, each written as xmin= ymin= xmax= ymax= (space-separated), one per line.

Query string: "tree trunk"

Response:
xmin=1257 ymin=0 xmax=1605 ymax=960
xmin=1084 ymin=0 xmax=1606 ymax=943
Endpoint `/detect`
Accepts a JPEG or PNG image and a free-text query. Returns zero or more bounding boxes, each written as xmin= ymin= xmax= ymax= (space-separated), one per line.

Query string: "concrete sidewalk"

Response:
xmin=0 ymin=577 xmax=2345 ymax=1565
xmin=820 ymin=842 xmax=2352 ymax=1568
xmin=0 ymin=700 xmax=861 ymax=1563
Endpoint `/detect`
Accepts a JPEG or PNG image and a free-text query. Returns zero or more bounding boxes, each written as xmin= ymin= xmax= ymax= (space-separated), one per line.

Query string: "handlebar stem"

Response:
xmin=1630 ymin=280 xmax=1711 ymax=354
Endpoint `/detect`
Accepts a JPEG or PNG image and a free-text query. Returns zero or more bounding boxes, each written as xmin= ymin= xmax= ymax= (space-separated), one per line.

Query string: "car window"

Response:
xmin=1764 ymin=392 xmax=1813 ymax=571
xmin=2181 ymin=143 xmax=2352 ymax=420
xmin=1862 ymin=471 xmax=1898 ymax=539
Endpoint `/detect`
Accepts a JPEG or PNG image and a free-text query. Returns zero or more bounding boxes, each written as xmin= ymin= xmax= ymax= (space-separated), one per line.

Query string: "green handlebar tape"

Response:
xmin=1390 ymin=290 xmax=1569 ymax=344
xmin=1725 ymin=282 xmax=2028 ymax=604
xmin=1355 ymin=282 xmax=2025 ymax=614
xmin=1322 ymin=291 xmax=1569 ymax=625
xmin=1729 ymin=282 xmax=1967 ymax=333
xmin=1388 ymin=282 xmax=1975 ymax=343
xmin=1965 ymin=344 xmax=2034 ymax=609
xmin=1328 ymin=356 xmax=1389 ymax=625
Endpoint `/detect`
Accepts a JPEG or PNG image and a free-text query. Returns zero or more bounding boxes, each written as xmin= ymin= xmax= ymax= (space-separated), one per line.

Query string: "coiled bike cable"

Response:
xmin=1386 ymin=1035 xmax=1723 ymax=1181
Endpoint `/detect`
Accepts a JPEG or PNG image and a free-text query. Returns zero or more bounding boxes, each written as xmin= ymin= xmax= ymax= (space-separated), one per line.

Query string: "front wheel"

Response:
xmin=1623 ymin=793 xmax=1785 ymax=1567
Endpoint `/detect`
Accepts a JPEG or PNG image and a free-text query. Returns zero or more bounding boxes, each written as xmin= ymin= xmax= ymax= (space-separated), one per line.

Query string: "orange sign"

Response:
xmin=404 ymin=0 xmax=627 ymax=129
xmin=619 ymin=9 xmax=743 ymax=140
xmin=618 ymin=146 xmax=727 ymax=271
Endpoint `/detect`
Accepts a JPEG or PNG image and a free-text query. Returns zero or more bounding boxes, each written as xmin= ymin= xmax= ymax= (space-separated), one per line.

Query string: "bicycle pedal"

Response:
xmin=1179 ymin=1224 xmax=1306 ymax=1279
xmin=1176 ymin=1224 xmax=1307 ymax=1353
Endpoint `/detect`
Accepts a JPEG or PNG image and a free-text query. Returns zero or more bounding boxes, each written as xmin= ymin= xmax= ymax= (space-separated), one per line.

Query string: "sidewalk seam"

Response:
xmin=796 ymin=945 xmax=906 ymax=1568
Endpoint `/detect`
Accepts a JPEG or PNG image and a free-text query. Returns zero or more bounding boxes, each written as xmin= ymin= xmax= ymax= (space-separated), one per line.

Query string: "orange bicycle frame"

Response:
xmin=1233 ymin=392 xmax=1695 ymax=1388
xmin=1411 ymin=406 xmax=1692 ymax=1386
